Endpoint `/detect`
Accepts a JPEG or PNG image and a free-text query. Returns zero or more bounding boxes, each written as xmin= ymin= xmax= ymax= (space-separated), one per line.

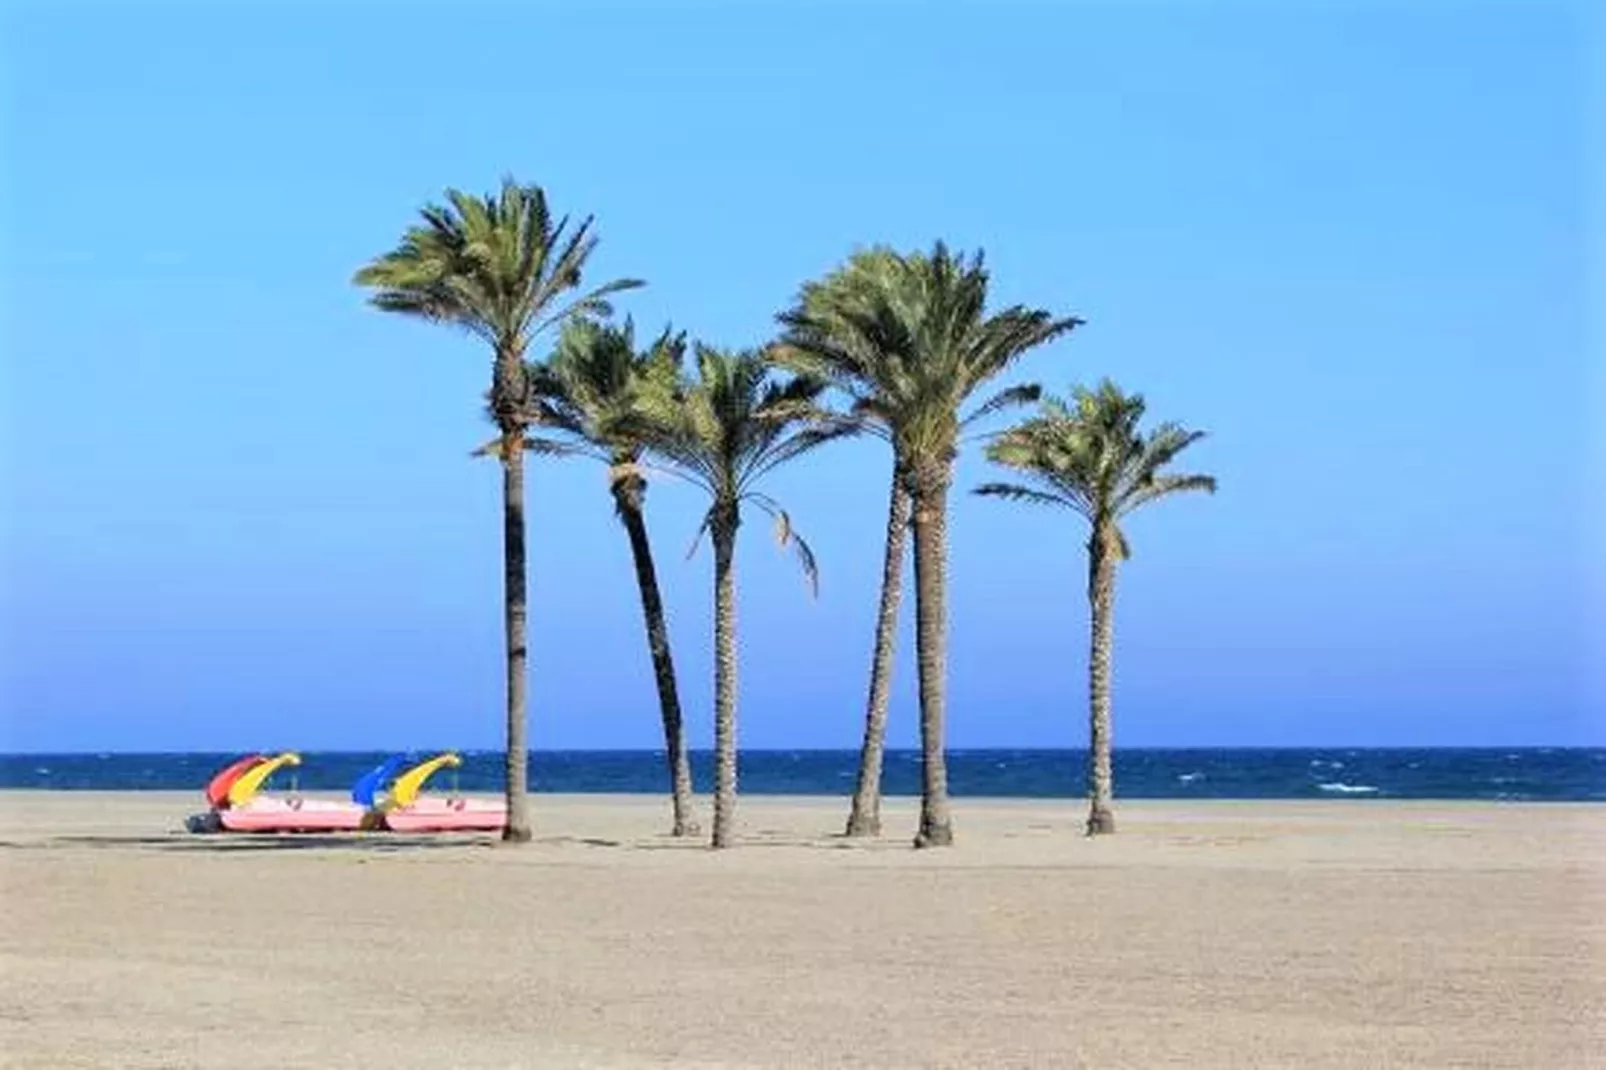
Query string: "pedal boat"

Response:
xmin=375 ymin=752 xmax=506 ymax=833
xmin=216 ymin=752 xmax=367 ymax=833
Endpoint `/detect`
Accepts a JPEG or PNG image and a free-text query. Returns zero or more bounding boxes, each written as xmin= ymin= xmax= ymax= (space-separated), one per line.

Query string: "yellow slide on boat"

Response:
xmin=226 ymin=752 xmax=301 ymax=807
xmin=383 ymin=752 xmax=462 ymax=810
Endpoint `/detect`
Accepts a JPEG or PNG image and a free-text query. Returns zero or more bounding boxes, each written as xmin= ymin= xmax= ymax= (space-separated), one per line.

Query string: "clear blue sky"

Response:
xmin=2 ymin=2 xmax=1596 ymax=752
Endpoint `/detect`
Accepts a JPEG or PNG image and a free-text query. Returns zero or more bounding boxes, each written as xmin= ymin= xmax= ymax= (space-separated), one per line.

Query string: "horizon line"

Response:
xmin=4 ymin=744 xmax=1601 ymax=758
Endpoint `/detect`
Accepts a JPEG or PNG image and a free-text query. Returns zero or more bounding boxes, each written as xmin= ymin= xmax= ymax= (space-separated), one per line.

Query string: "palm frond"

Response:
xmin=960 ymin=382 xmax=1043 ymax=430
xmin=972 ymin=482 xmax=1071 ymax=509
xmin=531 ymin=275 xmax=646 ymax=337
xmin=747 ymin=413 xmax=861 ymax=484
xmin=753 ymin=497 xmax=820 ymax=597
xmin=1121 ymin=471 xmax=1218 ymax=513
xmin=521 ymin=435 xmax=591 ymax=459
xmin=685 ymin=510 xmax=714 ymax=561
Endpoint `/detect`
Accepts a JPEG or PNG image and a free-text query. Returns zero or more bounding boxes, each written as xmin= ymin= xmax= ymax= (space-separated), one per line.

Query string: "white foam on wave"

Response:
xmin=1177 ymin=772 xmax=1204 ymax=783
xmin=1317 ymin=782 xmax=1379 ymax=794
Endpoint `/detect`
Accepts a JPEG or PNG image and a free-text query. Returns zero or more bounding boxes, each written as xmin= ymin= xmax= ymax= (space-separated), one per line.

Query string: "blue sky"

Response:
xmin=2 ymin=2 xmax=1596 ymax=751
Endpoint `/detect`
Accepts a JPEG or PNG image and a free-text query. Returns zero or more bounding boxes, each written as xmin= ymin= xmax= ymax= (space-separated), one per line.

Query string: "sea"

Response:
xmin=2 ymin=748 xmax=1603 ymax=801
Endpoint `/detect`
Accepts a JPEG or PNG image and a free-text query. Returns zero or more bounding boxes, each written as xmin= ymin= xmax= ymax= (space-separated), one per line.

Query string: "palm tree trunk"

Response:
xmin=500 ymin=432 xmax=533 ymax=843
xmin=612 ymin=476 xmax=697 ymax=837
xmin=910 ymin=464 xmax=954 ymax=848
xmin=844 ymin=465 xmax=910 ymax=838
xmin=1085 ymin=523 xmax=1118 ymax=835
xmin=710 ymin=507 xmax=740 ymax=849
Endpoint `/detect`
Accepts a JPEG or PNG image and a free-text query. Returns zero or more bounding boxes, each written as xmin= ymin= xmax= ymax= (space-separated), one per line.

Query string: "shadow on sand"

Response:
xmin=0 ymin=832 xmax=497 ymax=853
xmin=0 ymin=814 xmax=928 ymax=854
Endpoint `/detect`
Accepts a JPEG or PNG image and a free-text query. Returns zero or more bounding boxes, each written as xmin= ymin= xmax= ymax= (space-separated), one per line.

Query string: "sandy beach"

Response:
xmin=1 ymin=793 xmax=1602 ymax=1069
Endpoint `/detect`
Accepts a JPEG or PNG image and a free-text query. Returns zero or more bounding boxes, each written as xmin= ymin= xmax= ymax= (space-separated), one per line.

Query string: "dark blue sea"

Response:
xmin=2 ymin=748 xmax=1603 ymax=801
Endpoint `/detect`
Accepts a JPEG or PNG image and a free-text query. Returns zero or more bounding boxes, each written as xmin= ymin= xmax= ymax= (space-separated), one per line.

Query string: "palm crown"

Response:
xmin=352 ymin=177 xmax=643 ymax=423
xmin=523 ymin=317 xmax=687 ymax=467
xmin=977 ymin=379 xmax=1217 ymax=557
xmin=636 ymin=346 xmax=840 ymax=592
xmin=776 ymin=242 xmax=1082 ymax=474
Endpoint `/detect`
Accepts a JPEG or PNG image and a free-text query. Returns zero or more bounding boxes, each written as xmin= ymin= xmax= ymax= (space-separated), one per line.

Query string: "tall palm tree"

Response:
xmin=779 ymin=244 xmax=1081 ymax=847
xmin=353 ymin=178 xmax=642 ymax=842
xmin=521 ymin=318 xmax=698 ymax=836
xmin=976 ymin=380 xmax=1216 ymax=835
xmin=636 ymin=345 xmax=841 ymax=849
xmin=773 ymin=249 xmax=906 ymax=837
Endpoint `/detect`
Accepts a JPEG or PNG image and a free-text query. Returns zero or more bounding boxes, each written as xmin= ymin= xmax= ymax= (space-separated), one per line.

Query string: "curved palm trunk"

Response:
xmin=844 ymin=467 xmax=911 ymax=838
xmin=612 ymin=477 xmax=697 ymax=837
xmin=500 ymin=434 xmax=533 ymax=842
xmin=1085 ymin=524 xmax=1118 ymax=835
xmin=710 ymin=509 xmax=740 ymax=849
xmin=910 ymin=465 xmax=954 ymax=848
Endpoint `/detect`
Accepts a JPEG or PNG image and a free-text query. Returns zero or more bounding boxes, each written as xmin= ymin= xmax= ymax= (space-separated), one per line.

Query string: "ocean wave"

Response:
xmin=1317 ymin=782 xmax=1379 ymax=794
xmin=1177 ymin=772 xmax=1204 ymax=783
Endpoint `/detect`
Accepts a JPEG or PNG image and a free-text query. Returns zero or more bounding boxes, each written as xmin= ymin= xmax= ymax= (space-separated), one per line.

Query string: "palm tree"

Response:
xmin=635 ymin=345 xmax=841 ymax=849
xmin=521 ymin=318 xmax=698 ymax=836
xmin=353 ymin=178 xmax=642 ymax=842
xmin=774 ymin=249 xmax=907 ymax=838
xmin=779 ymin=244 xmax=1081 ymax=847
xmin=976 ymin=380 xmax=1216 ymax=835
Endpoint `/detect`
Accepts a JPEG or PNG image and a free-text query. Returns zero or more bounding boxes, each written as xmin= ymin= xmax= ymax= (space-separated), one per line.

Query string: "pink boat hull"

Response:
xmin=219 ymin=798 xmax=367 ymax=833
xmin=382 ymin=797 xmax=506 ymax=833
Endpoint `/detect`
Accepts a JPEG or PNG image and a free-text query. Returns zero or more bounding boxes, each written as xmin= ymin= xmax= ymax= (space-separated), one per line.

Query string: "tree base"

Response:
xmin=501 ymin=824 xmax=534 ymax=844
xmin=913 ymin=821 xmax=954 ymax=848
xmin=671 ymin=821 xmax=702 ymax=838
xmin=1085 ymin=807 xmax=1116 ymax=836
xmin=844 ymin=811 xmax=882 ymax=838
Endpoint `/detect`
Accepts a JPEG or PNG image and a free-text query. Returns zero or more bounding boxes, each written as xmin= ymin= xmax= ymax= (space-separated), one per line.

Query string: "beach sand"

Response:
xmin=1 ymin=793 xmax=1602 ymax=1069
